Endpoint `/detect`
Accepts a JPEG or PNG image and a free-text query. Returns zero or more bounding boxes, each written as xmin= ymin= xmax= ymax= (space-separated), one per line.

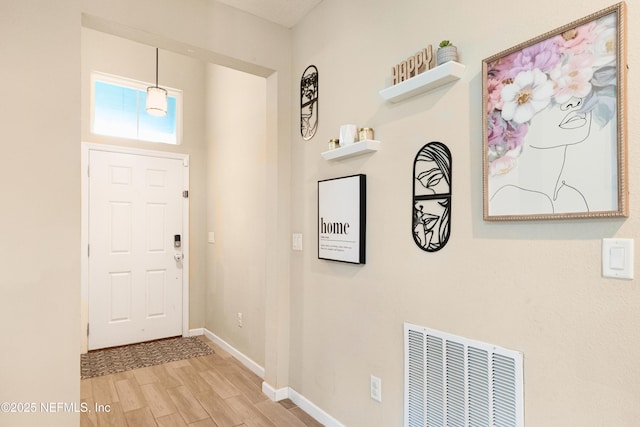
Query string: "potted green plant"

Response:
xmin=437 ymin=40 xmax=458 ymax=65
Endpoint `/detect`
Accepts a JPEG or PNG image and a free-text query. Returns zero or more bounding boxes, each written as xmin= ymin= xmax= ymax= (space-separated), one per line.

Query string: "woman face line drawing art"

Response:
xmin=300 ymin=65 xmax=318 ymax=140
xmin=483 ymin=5 xmax=624 ymax=220
xmin=527 ymin=96 xmax=593 ymax=150
xmin=412 ymin=142 xmax=452 ymax=253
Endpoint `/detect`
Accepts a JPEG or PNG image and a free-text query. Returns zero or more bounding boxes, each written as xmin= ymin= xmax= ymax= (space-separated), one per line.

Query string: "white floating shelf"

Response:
xmin=321 ymin=139 xmax=381 ymax=161
xmin=379 ymin=61 xmax=465 ymax=103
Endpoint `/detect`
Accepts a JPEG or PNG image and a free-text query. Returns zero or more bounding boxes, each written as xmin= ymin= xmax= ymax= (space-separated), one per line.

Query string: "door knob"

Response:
xmin=174 ymin=253 xmax=184 ymax=262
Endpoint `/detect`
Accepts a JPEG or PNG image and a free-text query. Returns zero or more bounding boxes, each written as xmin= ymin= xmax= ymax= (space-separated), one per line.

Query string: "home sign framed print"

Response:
xmin=318 ymin=174 xmax=366 ymax=264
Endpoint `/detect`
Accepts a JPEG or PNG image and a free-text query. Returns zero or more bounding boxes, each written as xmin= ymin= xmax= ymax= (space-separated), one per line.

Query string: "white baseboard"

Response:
xmin=202 ymin=328 xmax=265 ymax=378
xmin=200 ymin=328 xmax=344 ymax=427
xmin=261 ymin=381 xmax=290 ymax=401
xmin=261 ymin=381 xmax=345 ymax=427
xmin=188 ymin=328 xmax=204 ymax=337
xmin=288 ymin=388 xmax=346 ymax=427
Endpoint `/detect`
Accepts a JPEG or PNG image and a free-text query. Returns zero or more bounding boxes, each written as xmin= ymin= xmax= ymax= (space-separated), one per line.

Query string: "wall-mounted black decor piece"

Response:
xmin=300 ymin=65 xmax=318 ymax=140
xmin=318 ymin=174 xmax=366 ymax=264
xmin=412 ymin=142 xmax=452 ymax=252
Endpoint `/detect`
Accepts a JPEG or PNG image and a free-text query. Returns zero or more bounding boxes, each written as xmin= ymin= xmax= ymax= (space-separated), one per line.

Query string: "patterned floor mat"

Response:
xmin=81 ymin=336 xmax=213 ymax=379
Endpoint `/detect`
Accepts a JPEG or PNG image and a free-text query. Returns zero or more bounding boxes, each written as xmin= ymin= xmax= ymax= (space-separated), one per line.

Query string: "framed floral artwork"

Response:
xmin=482 ymin=2 xmax=627 ymax=221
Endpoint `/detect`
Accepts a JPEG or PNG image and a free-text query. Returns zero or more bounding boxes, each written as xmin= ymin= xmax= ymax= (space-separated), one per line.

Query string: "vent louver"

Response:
xmin=404 ymin=323 xmax=524 ymax=427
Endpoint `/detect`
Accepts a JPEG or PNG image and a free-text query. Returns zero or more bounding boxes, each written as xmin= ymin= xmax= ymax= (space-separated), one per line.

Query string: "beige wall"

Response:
xmin=290 ymin=0 xmax=640 ymax=426
xmin=0 ymin=1 xmax=81 ymax=426
xmin=205 ymin=64 xmax=268 ymax=366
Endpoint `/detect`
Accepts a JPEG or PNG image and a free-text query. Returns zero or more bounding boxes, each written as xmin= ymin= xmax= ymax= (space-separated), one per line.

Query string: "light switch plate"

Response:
xmin=292 ymin=233 xmax=303 ymax=251
xmin=602 ymin=238 xmax=634 ymax=280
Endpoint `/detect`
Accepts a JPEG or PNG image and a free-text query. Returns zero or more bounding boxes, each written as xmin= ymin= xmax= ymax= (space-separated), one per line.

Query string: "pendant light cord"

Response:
xmin=155 ymin=48 xmax=159 ymax=88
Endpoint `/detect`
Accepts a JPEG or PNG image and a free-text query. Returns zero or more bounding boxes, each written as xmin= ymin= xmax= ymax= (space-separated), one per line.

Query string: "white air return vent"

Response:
xmin=404 ymin=323 xmax=524 ymax=427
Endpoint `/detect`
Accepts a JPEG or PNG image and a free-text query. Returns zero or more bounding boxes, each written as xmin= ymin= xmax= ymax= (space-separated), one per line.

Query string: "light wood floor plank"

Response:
xmin=175 ymin=365 xmax=213 ymax=395
xmin=255 ymin=399 xmax=308 ymax=427
xmin=199 ymin=369 xmax=241 ymax=399
xmin=156 ymin=412 xmax=188 ymax=427
xmin=133 ymin=366 xmax=160 ymax=386
xmin=140 ymin=382 xmax=179 ymax=418
xmin=188 ymin=418 xmax=219 ymax=427
xmin=151 ymin=364 xmax=184 ymax=389
xmin=187 ymin=355 xmax=214 ymax=372
xmin=81 ymin=378 xmax=94 ymax=400
xmin=224 ymin=395 xmax=276 ymax=427
xmin=242 ymin=417 xmax=279 ymax=427
xmin=195 ymin=391 xmax=243 ymax=427
xmin=80 ymin=336 xmax=324 ymax=427
xmin=166 ymin=385 xmax=210 ymax=424
xmin=225 ymin=373 xmax=268 ymax=404
xmin=95 ymin=401 xmax=128 ymax=427
xmin=114 ymin=378 xmax=147 ymax=412
xmin=80 ymin=398 xmax=97 ymax=427
xmin=166 ymin=358 xmax=192 ymax=369
xmin=288 ymin=406 xmax=325 ymax=427
xmin=124 ymin=407 xmax=158 ymax=427
xmin=92 ymin=374 xmax=120 ymax=404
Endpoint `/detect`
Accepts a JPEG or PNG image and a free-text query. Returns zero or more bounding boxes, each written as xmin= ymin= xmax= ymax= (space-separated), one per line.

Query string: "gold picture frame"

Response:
xmin=482 ymin=2 xmax=627 ymax=221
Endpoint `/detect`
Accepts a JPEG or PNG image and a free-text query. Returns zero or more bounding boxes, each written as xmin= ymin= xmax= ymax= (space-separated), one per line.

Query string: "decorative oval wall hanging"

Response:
xmin=412 ymin=142 xmax=452 ymax=252
xmin=300 ymin=65 xmax=318 ymax=140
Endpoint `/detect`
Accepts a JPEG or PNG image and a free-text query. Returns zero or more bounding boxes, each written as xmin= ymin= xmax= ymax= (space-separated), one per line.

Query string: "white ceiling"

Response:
xmin=215 ymin=0 xmax=322 ymax=28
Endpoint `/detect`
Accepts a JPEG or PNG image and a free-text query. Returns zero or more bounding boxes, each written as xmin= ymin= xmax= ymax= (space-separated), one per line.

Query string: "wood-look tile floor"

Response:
xmin=80 ymin=336 xmax=323 ymax=427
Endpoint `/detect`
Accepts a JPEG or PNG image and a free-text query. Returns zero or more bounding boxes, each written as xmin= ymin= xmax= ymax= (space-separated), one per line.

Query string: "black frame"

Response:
xmin=300 ymin=65 xmax=319 ymax=140
xmin=318 ymin=174 xmax=366 ymax=264
xmin=412 ymin=142 xmax=452 ymax=252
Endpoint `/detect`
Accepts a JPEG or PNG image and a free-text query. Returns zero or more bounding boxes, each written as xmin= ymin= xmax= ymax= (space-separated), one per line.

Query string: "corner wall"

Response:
xmin=205 ymin=64 xmax=268 ymax=367
xmin=290 ymin=1 xmax=640 ymax=425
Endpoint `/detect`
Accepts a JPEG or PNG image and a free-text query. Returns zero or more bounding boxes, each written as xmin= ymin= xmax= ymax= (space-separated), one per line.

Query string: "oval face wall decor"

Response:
xmin=300 ymin=65 xmax=318 ymax=140
xmin=412 ymin=142 xmax=452 ymax=252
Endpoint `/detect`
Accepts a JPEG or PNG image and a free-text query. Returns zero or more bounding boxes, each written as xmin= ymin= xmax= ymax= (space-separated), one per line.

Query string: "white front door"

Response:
xmin=88 ymin=148 xmax=186 ymax=350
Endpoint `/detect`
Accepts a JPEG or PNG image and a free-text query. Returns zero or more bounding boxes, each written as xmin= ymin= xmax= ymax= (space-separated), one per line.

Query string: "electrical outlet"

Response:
xmin=237 ymin=312 xmax=243 ymax=327
xmin=370 ymin=375 xmax=382 ymax=402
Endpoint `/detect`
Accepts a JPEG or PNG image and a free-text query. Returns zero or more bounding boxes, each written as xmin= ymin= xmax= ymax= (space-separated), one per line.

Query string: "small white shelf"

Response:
xmin=321 ymin=139 xmax=381 ymax=160
xmin=379 ymin=61 xmax=465 ymax=103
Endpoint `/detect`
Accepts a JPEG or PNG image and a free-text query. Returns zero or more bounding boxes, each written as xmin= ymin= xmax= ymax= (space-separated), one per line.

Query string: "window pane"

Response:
xmin=92 ymin=76 xmax=180 ymax=145
xmin=93 ymin=81 xmax=138 ymax=139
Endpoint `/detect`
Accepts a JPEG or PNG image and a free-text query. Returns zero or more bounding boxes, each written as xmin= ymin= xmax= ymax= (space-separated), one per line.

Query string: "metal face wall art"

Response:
xmin=300 ymin=65 xmax=319 ymax=140
xmin=413 ymin=142 xmax=452 ymax=252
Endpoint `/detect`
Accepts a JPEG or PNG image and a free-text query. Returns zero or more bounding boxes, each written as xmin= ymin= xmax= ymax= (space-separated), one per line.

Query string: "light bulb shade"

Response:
xmin=146 ymin=86 xmax=168 ymax=116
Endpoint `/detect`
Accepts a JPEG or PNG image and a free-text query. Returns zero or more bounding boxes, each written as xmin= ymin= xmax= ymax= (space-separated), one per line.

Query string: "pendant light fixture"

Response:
xmin=146 ymin=48 xmax=168 ymax=117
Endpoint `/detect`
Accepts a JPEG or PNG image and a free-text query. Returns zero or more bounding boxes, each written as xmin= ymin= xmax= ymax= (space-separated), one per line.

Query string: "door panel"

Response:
xmin=88 ymin=150 xmax=184 ymax=350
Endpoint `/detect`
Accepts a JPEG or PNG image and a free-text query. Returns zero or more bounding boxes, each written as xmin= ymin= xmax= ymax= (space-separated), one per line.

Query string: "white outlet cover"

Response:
xmin=370 ymin=375 xmax=382 ymax=402
xmin=602 ymin=238 xmax=634 ymax=280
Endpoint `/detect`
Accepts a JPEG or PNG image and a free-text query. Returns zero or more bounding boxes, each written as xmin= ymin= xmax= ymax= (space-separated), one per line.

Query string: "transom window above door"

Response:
xmin=91 ymin=72 xmax=182 ymax=145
